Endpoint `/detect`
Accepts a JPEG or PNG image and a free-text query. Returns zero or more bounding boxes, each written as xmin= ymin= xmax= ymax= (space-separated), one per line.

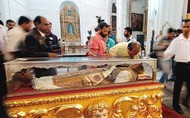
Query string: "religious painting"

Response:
xmin=60 ymin=3 xmax=80 ymax=42
xmin=131 ymin=13 xmax=143 ymax=31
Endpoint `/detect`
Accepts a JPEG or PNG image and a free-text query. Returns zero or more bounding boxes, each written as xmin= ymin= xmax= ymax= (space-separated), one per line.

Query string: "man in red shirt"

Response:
xmin=87 ymin=22 xmax=109 ymax=56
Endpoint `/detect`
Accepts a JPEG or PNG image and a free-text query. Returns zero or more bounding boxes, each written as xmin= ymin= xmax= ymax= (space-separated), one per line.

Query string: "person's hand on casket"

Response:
xmin=48 ymin=53 xmax=60 ymax=58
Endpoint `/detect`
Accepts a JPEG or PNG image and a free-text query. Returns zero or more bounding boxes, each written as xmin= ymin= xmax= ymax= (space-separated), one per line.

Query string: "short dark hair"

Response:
xmin=33 ymin=16 xmax=43 ymax=26
xmin=176 ymin=29 xmax=182 ymax=33
xmin=0 ymin=20 xmax=4 ymax=26
xmin=6 ymin=19 xmax=15 ymax=24
xmin=182 ymin=19 xmax=190 ymax=23
xmin=167 ymin=28 xmax=175 ymax=33
xmin=18 ymin=16 xmax=31 ymax=25
xmin=128 ymin=42 xmax=134 ymax=51
xmin=125 ymin=27 xmax=133 ymax=35
xmin=97 ymin=22 xmax=109 ymax=30
xmin=94 ymin=27 xmax=99 ymax=32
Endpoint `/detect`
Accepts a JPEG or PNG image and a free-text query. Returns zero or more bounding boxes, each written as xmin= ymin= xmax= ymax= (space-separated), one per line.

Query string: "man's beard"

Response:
xmin=99 ymin=32 xmax=106 ymax=38
xmin=124 ymin=34 xmax=129 ymax=38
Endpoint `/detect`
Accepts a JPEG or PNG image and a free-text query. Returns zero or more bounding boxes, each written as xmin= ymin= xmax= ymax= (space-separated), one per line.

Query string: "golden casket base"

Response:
xmin=5 ymin=82 xmax=164 ymax=118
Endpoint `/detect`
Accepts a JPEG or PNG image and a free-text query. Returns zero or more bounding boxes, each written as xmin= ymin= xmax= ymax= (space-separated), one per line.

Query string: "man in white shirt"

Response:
xmin=164 ymin=19 xmax=190 ymax=114
xmin=4 ymin=16 xmax=32 ymax=61
xmin=122 ymin=27 xmax=136 ymax=42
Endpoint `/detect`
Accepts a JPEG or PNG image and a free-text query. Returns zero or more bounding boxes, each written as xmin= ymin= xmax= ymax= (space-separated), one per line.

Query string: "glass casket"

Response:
xmin=4 ymin=57 xmax=164 ymax=118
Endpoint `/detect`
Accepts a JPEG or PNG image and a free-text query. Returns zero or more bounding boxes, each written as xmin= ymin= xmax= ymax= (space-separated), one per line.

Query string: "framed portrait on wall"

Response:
xmin=131 ymin=13 xmax=143 ymax=31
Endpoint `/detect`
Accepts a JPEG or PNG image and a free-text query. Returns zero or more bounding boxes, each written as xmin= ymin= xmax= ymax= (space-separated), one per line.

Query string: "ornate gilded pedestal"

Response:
xmin=5 ymin=82 xmax=164 ymax=118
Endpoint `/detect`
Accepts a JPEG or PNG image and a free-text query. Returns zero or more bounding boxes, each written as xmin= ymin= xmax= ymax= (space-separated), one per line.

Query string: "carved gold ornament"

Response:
xmin=9 ymin=104 xmax=84 ymax=118
xmin=6 ymin=85 xmax=163 ymax=108
xmin=113 ymin=93 xmax=164 ymax=118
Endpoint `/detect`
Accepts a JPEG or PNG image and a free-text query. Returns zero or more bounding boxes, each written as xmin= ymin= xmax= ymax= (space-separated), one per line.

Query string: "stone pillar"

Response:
xmin=116 ymin=0 xmax=123 ymax=42
xmin=116 ymin=0 xmax=128 ymax=42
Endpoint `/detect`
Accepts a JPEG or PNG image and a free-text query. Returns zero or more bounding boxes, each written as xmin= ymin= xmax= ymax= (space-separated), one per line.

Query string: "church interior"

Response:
xmin=0 ymin=0 xmax=190 ymax=117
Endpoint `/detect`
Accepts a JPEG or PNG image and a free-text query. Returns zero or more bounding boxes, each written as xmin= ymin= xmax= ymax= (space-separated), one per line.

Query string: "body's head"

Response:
xmin=18 ymin=16 xmax=32 ymax=32
xmin=182 ymin=19 xmax=190 ymax=36
xmin=33 ymin=16 xmax=51 ymax=34
xmin=6 ymin=19 xmax=15 ymax=30
xmin=130 ymin=63 xmax=145 ymax=74
xmin=98 ymin=22 xmax=109 ymax=38
xmin=124 ymin=27 xmax=133 ymax=38
xmin=94 ymin=27 xmax=100 ymax=33
xmin=127 ymin=42 xmax=141 ymax=58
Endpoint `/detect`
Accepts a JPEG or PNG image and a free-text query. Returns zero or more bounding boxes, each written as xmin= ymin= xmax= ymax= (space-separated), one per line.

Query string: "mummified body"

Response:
xmin=51 ymin=63 xmax=145 ymax=89
xmin=13 ymin=63 xmax=145 ymax=90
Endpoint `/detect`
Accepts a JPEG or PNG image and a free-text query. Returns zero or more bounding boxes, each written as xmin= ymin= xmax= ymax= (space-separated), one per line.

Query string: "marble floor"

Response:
xmin=157 ymin=71 xmax=190 ymax=118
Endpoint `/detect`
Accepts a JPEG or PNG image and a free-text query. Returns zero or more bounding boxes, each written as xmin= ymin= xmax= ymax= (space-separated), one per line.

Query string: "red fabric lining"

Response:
xmin=162 ymin=104 xmax=183 ymax=118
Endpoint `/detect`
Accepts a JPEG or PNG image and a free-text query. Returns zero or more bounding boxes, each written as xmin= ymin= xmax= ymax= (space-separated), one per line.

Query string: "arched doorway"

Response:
xmin=60 ymin=2 xmax=80 ymax=42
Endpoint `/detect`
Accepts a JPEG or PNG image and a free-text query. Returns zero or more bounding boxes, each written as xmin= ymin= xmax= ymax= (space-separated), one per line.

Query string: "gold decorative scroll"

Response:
xmin=113 ymin=93 xmax=164 ymax=118
xmin=8 ymin=104 xmax=84 ymax=118
xmin=6 ymin=85 xmax=164 ymax=108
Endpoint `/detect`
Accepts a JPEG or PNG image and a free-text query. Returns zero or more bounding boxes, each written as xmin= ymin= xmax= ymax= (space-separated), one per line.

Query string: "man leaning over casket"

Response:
xmin=109 ymin=42 xmax=141 ymax=59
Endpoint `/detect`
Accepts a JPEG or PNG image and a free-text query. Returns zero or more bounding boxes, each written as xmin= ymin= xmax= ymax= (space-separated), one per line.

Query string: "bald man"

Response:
xmin=24 ymin=16 xmax=59 ymax=58
xmin=109 ymin=42 xmax=141 ymax=59
xmin=24 ymin=16 xmax=59 ymax=78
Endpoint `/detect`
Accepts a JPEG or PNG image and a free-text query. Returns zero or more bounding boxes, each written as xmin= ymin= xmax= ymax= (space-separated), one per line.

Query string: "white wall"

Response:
xmin=3 ymin=0 xmax=187 ymax=48
xmin=30 ymin=0 xmax=109 ymax=45
xmin=1 ymin=0 xmax=144 ymax=45
xmin=0 ymin=0 xmax=146 ymax=45
xmin=0 ymin=0 xmax=29 ymax=27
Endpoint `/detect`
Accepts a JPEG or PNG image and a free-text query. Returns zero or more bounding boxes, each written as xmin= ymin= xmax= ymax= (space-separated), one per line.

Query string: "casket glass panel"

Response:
xmin=4 ymin=57 xmax=157 ymax=97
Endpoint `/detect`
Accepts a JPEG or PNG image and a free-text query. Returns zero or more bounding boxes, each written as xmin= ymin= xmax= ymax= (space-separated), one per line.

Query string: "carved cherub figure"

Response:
xmin=87 ymin=100 xmax=110 ymax=118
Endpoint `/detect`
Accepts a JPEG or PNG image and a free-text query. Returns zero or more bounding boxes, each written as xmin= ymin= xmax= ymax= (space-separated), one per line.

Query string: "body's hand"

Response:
xmin=48 ymin=53 xmax=60 ymax=58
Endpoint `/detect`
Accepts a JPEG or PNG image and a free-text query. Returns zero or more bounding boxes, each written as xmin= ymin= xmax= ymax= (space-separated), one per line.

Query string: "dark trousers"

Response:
xmin=0 ymin=99 xmax=8 ymax=118
xmin=173 ymin=62 xmax=190 ymax=109
xmin=0 ymin=54 xmax=7 ymax=98
xmin=0 ymin=54 xmax=8 ymax=117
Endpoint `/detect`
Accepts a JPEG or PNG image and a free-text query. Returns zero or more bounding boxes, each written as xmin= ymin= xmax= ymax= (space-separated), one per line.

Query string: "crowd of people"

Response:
xmin=1 ymin=14 xmax=190 ymax=116
xmin=0 ymin=15 xmax=142 ymax=116
xmin=86 ymin=18 xmax=190 ymax=115
xmin=0 ymin=16 xmax=60 ymax=117
xmin=86 ymin=18 xmax=141 ymax=58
